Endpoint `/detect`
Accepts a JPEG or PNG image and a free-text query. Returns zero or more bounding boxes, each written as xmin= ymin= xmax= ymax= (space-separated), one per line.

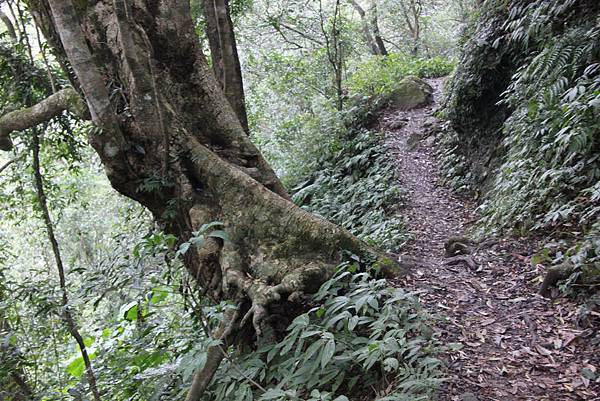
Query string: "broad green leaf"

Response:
xmin=321 ymin=338 xmax=335 ymax=369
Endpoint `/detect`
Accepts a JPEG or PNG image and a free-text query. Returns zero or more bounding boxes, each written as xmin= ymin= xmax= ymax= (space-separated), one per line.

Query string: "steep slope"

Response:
xmin=444 ymin=0 xmax=600 ymax=295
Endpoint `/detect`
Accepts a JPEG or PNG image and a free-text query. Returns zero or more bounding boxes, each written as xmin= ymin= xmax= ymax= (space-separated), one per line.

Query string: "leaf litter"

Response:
xmin=382 ymin=79 xmax=600 ymax=401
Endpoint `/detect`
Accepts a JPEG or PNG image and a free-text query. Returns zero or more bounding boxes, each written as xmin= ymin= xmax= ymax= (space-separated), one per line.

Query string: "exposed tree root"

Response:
xmin=539 ymin=263 xmax=575 ymax=298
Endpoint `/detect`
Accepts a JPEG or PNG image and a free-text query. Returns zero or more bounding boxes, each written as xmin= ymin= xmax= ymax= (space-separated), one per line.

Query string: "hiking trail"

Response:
xmin=381 ymin=79 xmax=599 ymax=401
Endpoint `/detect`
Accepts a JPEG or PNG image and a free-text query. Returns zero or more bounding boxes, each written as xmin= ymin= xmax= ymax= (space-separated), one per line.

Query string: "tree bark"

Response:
xmin=202 ymin=0 xmax=249 ymax=133
xmin=349 ymin=0 xmax=387 ymax=56
xmin=9 ymin=0 xmax=407 ymax=394
xmin=0 ymin=11 xmax=18 ymax=41
xmin=349 ymin=0 xmax=379 ymax=55
xmin=0 ymin=88 xmax=86 ymax=151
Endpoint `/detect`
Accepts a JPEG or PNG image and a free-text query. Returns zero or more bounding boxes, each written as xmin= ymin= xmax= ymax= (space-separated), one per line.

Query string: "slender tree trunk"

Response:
xmin=349 ymin=0 xmax=379 ymax=55
xmin=31 ymin=130 xmax=102 ymax=401
xmin=369 ymin=2 xmax=388 ymax=56
xmin=349 ymin=1 xmax=387 ymax=56
xmin=202 ymin=0 xmax=249 ymax=133
xmin=320 ymin=0 xmax=344 ymax=110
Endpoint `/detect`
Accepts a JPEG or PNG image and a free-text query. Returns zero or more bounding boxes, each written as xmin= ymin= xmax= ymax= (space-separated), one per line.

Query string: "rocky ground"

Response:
xmin=381 ymin=79 xmax=600 ymax=401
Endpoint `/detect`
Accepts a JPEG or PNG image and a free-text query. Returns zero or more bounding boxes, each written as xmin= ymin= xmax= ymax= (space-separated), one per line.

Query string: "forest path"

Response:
xmin=381 ymin=79 xmax=599 ymax=401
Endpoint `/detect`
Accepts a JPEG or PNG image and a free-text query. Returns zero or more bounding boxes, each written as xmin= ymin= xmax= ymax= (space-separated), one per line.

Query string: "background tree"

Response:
xmin=349 ymin=0 xmax=387 ymax=56
xmin=201 ymin=0 xmax=250 ymax=133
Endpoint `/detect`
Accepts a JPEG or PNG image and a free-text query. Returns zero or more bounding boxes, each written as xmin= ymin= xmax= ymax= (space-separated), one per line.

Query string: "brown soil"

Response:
xmin=382 ymin=78 xmax=600 ymax=401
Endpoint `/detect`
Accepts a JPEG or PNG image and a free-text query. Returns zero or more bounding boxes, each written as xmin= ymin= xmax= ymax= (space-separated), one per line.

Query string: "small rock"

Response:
xmin=387 ymin=119 xmax=407 ymax=130
xmin=424 ymin=135 xmax=436 ymax=147
xmin=459 ymin=392 xmax=479 ymax=401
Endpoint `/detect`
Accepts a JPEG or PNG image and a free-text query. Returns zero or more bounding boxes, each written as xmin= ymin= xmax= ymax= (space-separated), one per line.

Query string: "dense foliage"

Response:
xmin=347 ymin=55 xmax=454 ymax=97
xmin=443 ymin=0 xmax=600 ymax=292
xmin=288 ymin=96 xmax=405 ymax=251
xmin=207 ymin=265 xmax=442 ymax=401
xmin=0 ymin=0 xmax=471 ymax=399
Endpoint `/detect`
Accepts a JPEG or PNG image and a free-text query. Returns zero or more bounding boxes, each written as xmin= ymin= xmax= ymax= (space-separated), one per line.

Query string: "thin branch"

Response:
xmin=35 ymin=23 xmax=57 ymax=94
xmin=14 ymin=1 xmax=33 ymax=62
xmin=266 ymin=17 xmax=324 ymax=46
xmin=266 ymin=21 xmax=305 ymax=49
xmin=0 ymin=155 xmax=22 ymax=175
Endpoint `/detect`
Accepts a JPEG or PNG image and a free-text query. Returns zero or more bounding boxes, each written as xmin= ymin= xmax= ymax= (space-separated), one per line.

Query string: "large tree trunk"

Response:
xmin=4 ymin=0 xmax=406 ymax=395
xmin=15 ymin=0 xmax=404 ymax=333
xmin=202 ymin=0 xmax=249 ymax=133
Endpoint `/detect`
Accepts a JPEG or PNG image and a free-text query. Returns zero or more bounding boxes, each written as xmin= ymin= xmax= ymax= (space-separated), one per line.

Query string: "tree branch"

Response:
xmin=0 ymin=88 xmax=87 ymax=151
xmin=0 ymin=11 xmax=17 ymax=41
xmin=0 ymin=156 xmax=22 ymax=175
xmin=266 ymin=16 xmax=324 ymax=46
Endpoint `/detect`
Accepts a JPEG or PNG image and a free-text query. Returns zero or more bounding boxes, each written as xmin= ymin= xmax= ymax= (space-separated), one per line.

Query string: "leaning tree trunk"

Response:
xmin=4 ymin=0 xmax=406 ymax=393
xmin=350 ymin=0 xmax=380 ymax=55
xmin=369 ymin=1 xmax=388 ymax=56
xmin=202 ymin=0 xmax=249 ymax=133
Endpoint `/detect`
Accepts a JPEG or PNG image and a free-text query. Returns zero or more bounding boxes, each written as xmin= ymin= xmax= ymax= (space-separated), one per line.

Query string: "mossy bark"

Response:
xmin=14 ymin=0 xmax=406 ymax=343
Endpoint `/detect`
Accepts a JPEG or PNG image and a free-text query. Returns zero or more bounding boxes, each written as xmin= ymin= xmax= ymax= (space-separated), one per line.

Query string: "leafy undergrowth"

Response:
xmin=207 ymin=264 xmax=442 ymax=401
xmin=347 ymin=54 xmax=455 ymax=97
xmin=291 ymin=99 xmax=407 ymax=251
xmin=443 ymin=0 xmax=600 ymax=294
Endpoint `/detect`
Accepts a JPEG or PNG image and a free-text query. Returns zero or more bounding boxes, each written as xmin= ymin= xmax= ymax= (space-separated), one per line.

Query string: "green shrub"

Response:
xmin=291 ymin=98 xmax=408 ymax=251
xmin=346 ymin=54 xmax=455 ymax=97
xmin=478 ymin=6 xmax=600 ymax=234
xmin=207 ymin=265 xmax=442 ymax=400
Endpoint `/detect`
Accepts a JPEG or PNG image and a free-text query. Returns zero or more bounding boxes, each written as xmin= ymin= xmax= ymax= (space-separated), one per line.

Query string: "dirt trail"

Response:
xmin=382 ymin=79 xmax=599 ymax=401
